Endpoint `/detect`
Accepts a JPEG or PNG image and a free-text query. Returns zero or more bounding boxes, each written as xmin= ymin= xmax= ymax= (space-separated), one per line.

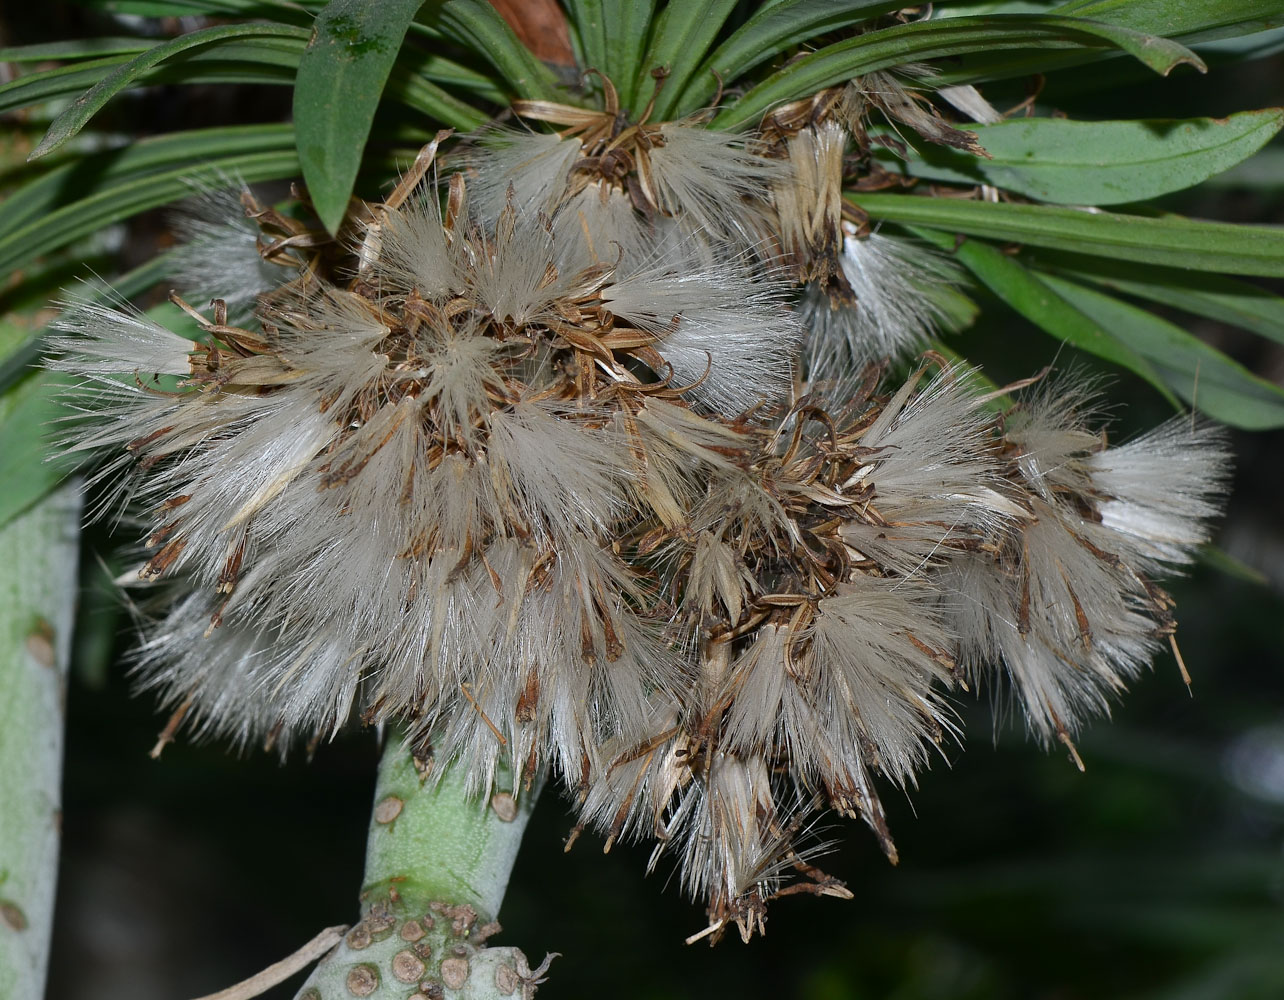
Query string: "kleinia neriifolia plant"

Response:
xmin=3 ymin=2 xmax=1282 ymax=997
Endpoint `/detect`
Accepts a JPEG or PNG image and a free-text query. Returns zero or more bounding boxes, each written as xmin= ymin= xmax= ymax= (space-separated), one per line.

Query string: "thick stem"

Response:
xmin=0 ymin=483 xmax=81 ymax=999
xmin=361 ymin=740 xmax=536 ymax=922
xmin=293 ymin=737 xmax=550 ymax=999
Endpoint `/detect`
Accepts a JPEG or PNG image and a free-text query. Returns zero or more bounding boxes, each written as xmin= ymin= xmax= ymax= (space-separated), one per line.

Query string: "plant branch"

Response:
xmin=0 ymin=482 xmax=81 ymax=999
xmin=290 ymin=735 xmax=550 ymax=999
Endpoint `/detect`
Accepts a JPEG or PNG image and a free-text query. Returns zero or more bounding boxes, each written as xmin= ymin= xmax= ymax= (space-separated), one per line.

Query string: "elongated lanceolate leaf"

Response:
xmin=73 ymin=0 xmax=316 ymax=16
xmin=1053 ymin=0 xmax=1284 ymax=40
xmin=0 ymin=125 xmax=296 ymax=275
xmin=549 ymin=0 xmax=649 ymax=105
xmin=1025 ymin=251 xmax=1284 ymax=347
xmin=713 ymin=14 xmax=1204 ymax=130
xmin=383 ymin=61 xmax=489 ymax=131
xmin=294 ymin=0 xmax=426 ymax=235
xmin=0 ymin=56 xmax=132 ymax=117
xmin=395 ymin=48 xmax=507 ymax=106
xmin=0 ymin=124 xmax=295 ymax=241
xmin=880 ymin=110 xmax=1283 ymax=205
xmin=607 ymin=0 xmax=656 ymax=110
xmin=934 ymin=0 xmax=1284 ymax=84
xmin=0 ymin=320 xmax=41 ymax=400
xmin=675 ymin=0 xmax=905 ymax=116
xmin=565 ymin=0 xmax=607 ymax=79
xmin=434 ymin=0 xmax=562 ymax=103
xmin=28 ymin=23 xmax=308 ymax=160
xmin=856 ymin=193 xmax=1284 ymax=277
xmin=0 ymin=39 xmax=307 ymax=119
xmin=909 ymin=226 xmax=1177 ymax=403
xmin=0 ymin=38 xmax=150 ymax=62
xmin=1199 ymin=545 xmax=1269 ymax=586
xmin=1038 ymin=273 xmax=1284 ymax=429
xmin=641 ymin=0 xmax=738 ymax=120
xmin=0 ymin=148 xmax=300 ymax=278
xmin=0 ymin=374 xmax=69 ymax=530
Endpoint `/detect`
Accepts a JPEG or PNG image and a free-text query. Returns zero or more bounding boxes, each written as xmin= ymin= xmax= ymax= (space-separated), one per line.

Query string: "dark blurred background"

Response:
xmin=4 ymin=5 xmax=1283 ymax=998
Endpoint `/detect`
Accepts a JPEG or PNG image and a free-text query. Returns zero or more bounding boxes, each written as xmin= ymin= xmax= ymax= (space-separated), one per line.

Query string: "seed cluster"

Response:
xmin=52 ymin=81 xmax=1229 ymax=942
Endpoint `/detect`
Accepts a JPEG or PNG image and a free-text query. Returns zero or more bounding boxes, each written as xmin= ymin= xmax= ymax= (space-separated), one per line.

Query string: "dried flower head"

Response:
xmin=50 ymin=117 xmax=1230 ymax=946
xmin=941 ymin=385 xmax=1231 ymax=755
xmin=50 ymin=140 xmax=798 ymax=773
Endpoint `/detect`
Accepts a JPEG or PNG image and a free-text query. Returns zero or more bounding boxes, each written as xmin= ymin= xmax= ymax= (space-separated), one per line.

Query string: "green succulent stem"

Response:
xmin=360 ymin=736 xmax=538 ymax=921
xmin=293 ymin=736 xmax=548 ymax=999
xmin=0 ymin=483 xmax=81 ymax=999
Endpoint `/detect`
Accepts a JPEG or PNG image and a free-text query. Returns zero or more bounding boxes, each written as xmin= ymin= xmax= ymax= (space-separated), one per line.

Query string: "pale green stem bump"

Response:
xmin=0 ymin=483 xmax=82 ymax=999
xmin=293 ymin=735 xmax=550 ymax=1000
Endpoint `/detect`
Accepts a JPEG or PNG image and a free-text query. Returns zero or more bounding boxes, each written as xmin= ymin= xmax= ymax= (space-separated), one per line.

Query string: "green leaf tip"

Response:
xmin=28 ymin=23 xmax=308 ymax=162
xmin=881 ymin=109 xmax=1284 ymax=206
xmin=294 ymin=0 xmax=426 ymax=235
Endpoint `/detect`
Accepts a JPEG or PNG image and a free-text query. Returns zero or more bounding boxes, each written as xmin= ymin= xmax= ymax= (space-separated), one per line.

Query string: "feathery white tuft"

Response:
xmin=168 ymin=184 xmax=288 ymax=325
xmin=603 ymin=249 xmax=800 ymax=412
xmin=1088 ymin=417 xmax=1231 ymax=570
xmin=802 ymin=230 xmax=965 ymax=376
xmin=646 ymin=123 xmax=783 ymax=242
xmin=48 ymin=293 xmax=195 ymax=378
xmin=369 ymin=191 xmax=459 ymax=299
xmin=455 ymin=127 xmax=580 ymax=220
xmin=838 ymin=367 xmax=1021 ymax=576
xmin=941 ymin=383 xmax=1229 ymax=746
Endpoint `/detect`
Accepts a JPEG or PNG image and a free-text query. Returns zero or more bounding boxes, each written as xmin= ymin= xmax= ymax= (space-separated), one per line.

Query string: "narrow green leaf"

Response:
xmin=879 ymin=110 xmax=1283 ymax=206
xmin=29 ymin=23 xmax=308 ymax=160
xmin=1053 ymin=0 xmax=1284 ymax=39
xmin=433 ymin=0 xmax=561 ymax=102
xmin=642 ymin=0 xmax=738 ymax=121
xmin=0 ymin=373 xmax=65 ymax=529
xmin=932 ymin=2 xmax=1067 ymax=15
xmin=566 ymin=0 xmax=607 ymax=77
xmin=74 ymin=0 xmax=319 ymax=16
xmin=0 ymin=147 xmax=300 ymax=278
xmin=1027 ymin=251 xmax=1284 ymax=347
xmin=0 ymin=321 xmax=41 ymax=398
xmin=0 ymin=125 xmax=296 ymax=245
xmin=1199 ymin=544 xmax=1269 ymax=586
xmin=608 ymin=0 xmax=657 ymax=110
xmin=713 ymin=15 xmax=1205 ymax=131
xmin=0 ymin=38 xmax=150 ymax=62
xmin=294 ymin=0 xmax=425 ymax=236
xmin=0 ymin=56 xmax=134 ymax=117
xmin=909 ymin=225 xmax=1178 ymax=403
xmin=856 ymin=193 xmax=1284 ymax=277
xmin=384 ymin=59 xmax=489 ymax=131
xmin=398 ymin=45 xmax=507 ymax=106
xmin=934 ymin=0 xmax=1284 ymax=83
xmin=675 ymin=0 xmax=905 ymax=116
xmin=1195 ymin=23 xmax=1284 ymax=59
xmin=0 ymin=39 xmax=306 ymax=118
xmin=1039 ymin=272 xmax=1284 ymax=429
